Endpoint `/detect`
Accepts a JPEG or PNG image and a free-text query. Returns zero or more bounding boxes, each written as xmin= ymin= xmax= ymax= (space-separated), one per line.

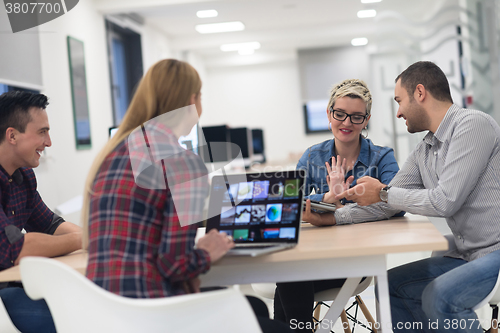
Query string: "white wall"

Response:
xmin=31 ymin=2 xmax=173 ymax=224
xmin=203 ymin=59 xmax=332 ymax=164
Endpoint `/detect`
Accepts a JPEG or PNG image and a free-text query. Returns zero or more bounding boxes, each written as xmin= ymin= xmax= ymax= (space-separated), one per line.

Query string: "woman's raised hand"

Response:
xmin=322 ymin=155 xmax=353 ymax=204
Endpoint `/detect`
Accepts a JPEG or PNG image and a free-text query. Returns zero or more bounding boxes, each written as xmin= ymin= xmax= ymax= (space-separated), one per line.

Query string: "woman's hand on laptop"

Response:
xmin=302 ymin=199 xmax=336 ymax=227
xmin=197 ymin=229 xmax=235 ymax=263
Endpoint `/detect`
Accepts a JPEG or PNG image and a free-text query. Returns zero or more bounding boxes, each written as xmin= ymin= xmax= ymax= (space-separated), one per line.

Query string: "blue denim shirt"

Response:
xmin=297 ymin=137 xmax=400 ymax=205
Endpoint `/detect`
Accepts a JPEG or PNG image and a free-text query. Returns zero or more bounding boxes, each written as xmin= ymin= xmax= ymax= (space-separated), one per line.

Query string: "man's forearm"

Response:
xmin=14 ymin=231 xmax=82 ymax=265
xmin=53 ymin=221 xmax=82 ymax=235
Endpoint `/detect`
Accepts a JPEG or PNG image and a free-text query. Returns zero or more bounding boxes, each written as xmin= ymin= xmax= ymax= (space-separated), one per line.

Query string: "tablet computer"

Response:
xmin=304 ymin=199 xmax=337 ymax=212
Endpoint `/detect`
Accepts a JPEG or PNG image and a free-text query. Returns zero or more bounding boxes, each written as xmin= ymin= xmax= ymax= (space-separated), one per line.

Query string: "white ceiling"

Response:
xmin=95 ymin=0 xmax=445 ymax=59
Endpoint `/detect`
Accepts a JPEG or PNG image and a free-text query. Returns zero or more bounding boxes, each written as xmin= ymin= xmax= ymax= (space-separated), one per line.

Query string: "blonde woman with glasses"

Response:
xmin=274 ymin=79 xmax=403 ymax=332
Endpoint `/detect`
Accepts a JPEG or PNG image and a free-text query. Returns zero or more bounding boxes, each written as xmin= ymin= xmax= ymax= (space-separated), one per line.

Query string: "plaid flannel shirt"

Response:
xmin=0 ymin=166 xmax=57 ymax=270
xmin=86 ymin=123 xmax=211 ymax=298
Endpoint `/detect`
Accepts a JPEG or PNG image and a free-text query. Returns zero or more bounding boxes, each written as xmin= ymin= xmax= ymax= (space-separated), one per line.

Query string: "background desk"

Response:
xmin=0 ymin=214 xmax=446 ymax=332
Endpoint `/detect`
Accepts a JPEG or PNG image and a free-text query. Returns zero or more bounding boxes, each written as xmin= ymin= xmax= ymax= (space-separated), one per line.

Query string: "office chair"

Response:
xmin=432 ymin=235 xmax=500 ymax=333
xmin=20 ymin=257 xmax=262 ymax=333
xmin=0 ymin=297 xmax=21 ymax=333
xmin=252 ymin=278 xmax=375 ymax=333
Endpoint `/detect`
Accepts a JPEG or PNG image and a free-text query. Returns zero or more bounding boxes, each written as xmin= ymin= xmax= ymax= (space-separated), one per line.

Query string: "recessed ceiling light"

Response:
xmin=351 ymin=38 xmax=368 ymax=46
xmin=361 ymin=0 xmax=382 ymax=3
xmin=196 ymin=10 xmax=218 ymax=18
xmin=195 ymin=21 xmax=245 ymax=34
xmin=357 ymin=9 xmax=377 ymax=18
xmin=220 ymin=42 xmax=261 ymax=52
xmin=238 ymin=48 xmax=255 ymax=55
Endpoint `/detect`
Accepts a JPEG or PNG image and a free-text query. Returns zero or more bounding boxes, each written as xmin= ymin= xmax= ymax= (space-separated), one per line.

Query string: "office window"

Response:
xmin=0 ymin=84 xmax=38 ymax=94
xmin=105 ymin=20 xmax=143 ymax=126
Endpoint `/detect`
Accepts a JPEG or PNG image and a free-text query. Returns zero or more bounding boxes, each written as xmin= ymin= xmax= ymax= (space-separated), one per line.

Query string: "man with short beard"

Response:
xmin=334 ymin=61 xmax=500 ymax=333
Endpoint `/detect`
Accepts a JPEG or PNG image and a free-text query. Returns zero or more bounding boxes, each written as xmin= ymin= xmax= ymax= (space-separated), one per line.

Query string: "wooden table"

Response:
xmin=0 ymin=249 xmax=88 ymax=283
xmin=199 ymin=214 xmax=447 ymax=332
xmin=0 ymin=214 xmax=447 ymax=332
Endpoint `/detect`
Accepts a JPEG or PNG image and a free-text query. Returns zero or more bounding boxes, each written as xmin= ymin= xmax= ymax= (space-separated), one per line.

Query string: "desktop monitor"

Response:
xmin=228 ymin=127 xmax=253 ymax=168
xmin=200 ymin=125 xmax=232 ymax=163
xmin=178 ymin=124 xmax=200 ymax=155
xmin=109 ymin=126 xmax=118 ymax=138
xmin=251 ymin=129 xmax=266 ymax=164
xmin=303 ymin=100 xmax=330 ymax=134
xmin=109 ymin=124 xmax=200 ymax=156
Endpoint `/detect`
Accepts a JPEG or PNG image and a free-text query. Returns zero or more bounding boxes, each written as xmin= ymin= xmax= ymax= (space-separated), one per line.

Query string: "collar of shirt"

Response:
xmin=423 ymin=104 xmax=460 ymax=147
xmin=0 ymin=165 xmax=24 ymax=186
xmin=330 ymin=136 xmax=370 ymax=170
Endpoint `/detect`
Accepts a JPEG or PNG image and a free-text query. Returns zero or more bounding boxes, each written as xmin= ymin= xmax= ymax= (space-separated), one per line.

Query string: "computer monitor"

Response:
xmin=251 ymin=129 xmax=266 ymax=164
xmin=109 ymin=124 xmax=200 ymax=156
xmin=178 ymin=124 xmax=200 ymax=155
xmin=303 ymin=100 xmax=330 ymax=134
xmin=229 ymin=127 xmax=253 ymax=169
xmin=200 ymin=125 xmax=231 ymax=163
xmin=109 ymin=126 xmax=119 ymax=138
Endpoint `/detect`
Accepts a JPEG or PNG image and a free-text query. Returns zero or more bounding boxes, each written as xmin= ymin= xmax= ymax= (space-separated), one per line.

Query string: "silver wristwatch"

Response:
xmin=379 ymin=186 xmax=391 ymax=203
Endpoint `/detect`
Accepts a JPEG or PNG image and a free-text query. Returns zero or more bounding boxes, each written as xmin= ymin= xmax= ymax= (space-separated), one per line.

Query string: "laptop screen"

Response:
xmin=206 ymin=170 xmax=305 ymax=244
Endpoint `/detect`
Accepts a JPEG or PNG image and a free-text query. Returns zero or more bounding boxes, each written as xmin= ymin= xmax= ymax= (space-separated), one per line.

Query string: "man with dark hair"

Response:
xmin=329 ymin=61 xmax=500 ymax=332
xmin=0 ymin=91 xmax=82 ymax=332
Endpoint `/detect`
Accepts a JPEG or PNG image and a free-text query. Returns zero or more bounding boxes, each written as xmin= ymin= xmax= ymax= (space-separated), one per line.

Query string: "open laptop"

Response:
xmin=206 ymin=169 xmax=305 ymax=257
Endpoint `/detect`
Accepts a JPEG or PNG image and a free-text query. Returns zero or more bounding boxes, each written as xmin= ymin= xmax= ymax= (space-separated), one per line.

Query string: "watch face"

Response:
xmin=380 ymin=188 xmax=389 ymax=202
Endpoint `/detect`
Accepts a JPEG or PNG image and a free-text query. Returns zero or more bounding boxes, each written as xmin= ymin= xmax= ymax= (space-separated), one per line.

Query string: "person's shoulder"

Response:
xmin=450 ymin=106 xmax=496 ymax=125
xmin=308 ymin=139 xmax=334 ymax=152
xmin=364 ymin=138 xmax=394 ymax=155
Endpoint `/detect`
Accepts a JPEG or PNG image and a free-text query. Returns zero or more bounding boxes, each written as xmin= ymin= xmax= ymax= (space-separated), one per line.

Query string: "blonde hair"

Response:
xmin=327 ymin=79 xmax=372 ymax=115
xmin=81 ymin=59 xmax=201 ymax=248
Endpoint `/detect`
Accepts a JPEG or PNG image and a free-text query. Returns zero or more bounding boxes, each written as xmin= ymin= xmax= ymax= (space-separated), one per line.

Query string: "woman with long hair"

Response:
xmin=82 ymin=59 xmax=291 ymax=332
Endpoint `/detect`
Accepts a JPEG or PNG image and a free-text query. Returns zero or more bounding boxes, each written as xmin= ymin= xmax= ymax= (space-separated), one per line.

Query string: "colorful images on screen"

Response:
xmin=265 ymin=204 xmax=283 ymax=222
xmin=268 ymin=181 xmax=284 ymax=199
xmin=234 ymin=229 xmax=249 ymax=240
xmin=237 ymin=182 xmax=254 ymax=201
xmin=219 ymin=230 xmax=233 ymax=237
xmin=263 ymin=228 xmax=280 ymax=239
xmin=279 ymin=227 xmax=296 ymax=239
xmin=220 ymin=206 xmax=236 ymax=224
xmin=282 ymin=203 xmax=299 ymax=221
xmin=252 ymin=181 xmax=269 ymax=199
xmin=224 ymin=183 xmax=239 ymax=202
xmin=235 ymin=205 xmax=252 ymax=223
xmin=284 ymin=179 xmax=300 ymax=198
xmin=251 ymin=205 xmax=266 ymax=223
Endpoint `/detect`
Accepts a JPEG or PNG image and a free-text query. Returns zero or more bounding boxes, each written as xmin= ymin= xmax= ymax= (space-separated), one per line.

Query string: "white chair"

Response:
xmin=20 ymin=257 xmax=262 ymax=333
xmin=252 ymin=278 xmax=375 ymax=333
xmin=432 ymin=235 xmax=500 ymax=333
xmin=0 ymin=297 xmax=21 ymax=333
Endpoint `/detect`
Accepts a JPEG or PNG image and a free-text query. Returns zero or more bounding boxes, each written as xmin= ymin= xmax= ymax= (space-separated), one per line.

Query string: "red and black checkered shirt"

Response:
xmin=0 ymin=165 xmax=56 ymax=270
xmin=86 ymin=124 xmax=211 ymax=298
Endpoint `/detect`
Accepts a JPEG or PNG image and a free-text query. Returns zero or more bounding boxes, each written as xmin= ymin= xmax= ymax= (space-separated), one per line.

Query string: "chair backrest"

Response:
xmin=20 ymin=257 xmax=262 ymax=333
xmin=0 ymin=297 xmax=21 ymax=333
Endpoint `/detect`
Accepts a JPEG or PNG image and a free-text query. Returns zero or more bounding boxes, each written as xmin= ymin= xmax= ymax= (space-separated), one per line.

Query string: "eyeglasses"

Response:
xmin=329 ymin=108 xmax=368 ymax=124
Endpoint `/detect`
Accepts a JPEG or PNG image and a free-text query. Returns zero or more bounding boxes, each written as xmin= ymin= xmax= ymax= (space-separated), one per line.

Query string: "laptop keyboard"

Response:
xmin=234 ymin=244 xmax=277 ymax=249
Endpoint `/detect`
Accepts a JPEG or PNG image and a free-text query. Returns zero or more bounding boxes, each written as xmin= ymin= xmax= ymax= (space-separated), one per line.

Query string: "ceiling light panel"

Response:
xmin=220 ymin=42 xmax=261 ymax=52
xmin=196 ymin=10 xmax=218 ymax=18
xmin=195 ymin=21 xmax=245 ymax=34
xmin=357 ymin=9 xmax=377 ymax=18
xmin=351 ymin=38 xmax=368 ymax=46
xmin=361 ymin=0 xmax=382 ymax=3
xmin=238 ymin=49 xmax=255 ymax=55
